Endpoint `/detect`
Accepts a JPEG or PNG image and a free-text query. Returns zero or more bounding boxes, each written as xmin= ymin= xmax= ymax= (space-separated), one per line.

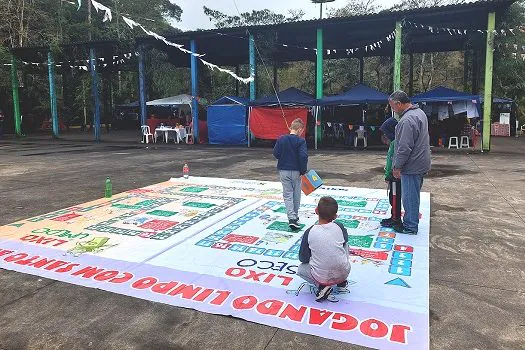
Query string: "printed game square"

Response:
xmin=147 ymin=210 xmax=178 ymax=217
xmin=223 ymin=234 xmax=259 ymax=244
xmin=51 ymin=213 xmax=81 ymax=222
xmin=139 ymin=219 xmax=178 ymax=231
xmin=181 ymin=187 xmax=209 ymax=193
xmin=267 ymin=221 xmax=305 ymax=232
xmin=184 ymin=202 xmax=216 ymax=209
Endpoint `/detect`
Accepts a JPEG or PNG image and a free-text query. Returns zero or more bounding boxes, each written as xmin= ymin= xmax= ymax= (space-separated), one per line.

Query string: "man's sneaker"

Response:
xmin=380 ymin=218 xmax=394 ymax=227
xmin=315 ymin=285 xmax=333 ymax=301
xmin=392 ymin=222 xmax=404 ymax=233
xmin=402 ymin=228 xmax=417 ymax=235
xmin=289 ymin=219 xmax=301 ymax=230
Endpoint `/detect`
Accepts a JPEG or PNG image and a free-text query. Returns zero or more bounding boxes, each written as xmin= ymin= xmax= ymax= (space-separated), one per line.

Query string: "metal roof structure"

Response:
xmin=10 ymin=0 xmax=516 ymax=70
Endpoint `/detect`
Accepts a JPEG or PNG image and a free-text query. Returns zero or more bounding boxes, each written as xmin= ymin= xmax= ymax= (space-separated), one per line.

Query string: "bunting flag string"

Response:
xmin=83 ymin=0 xmax=253 ymax=84
xmin=402 ymin=19 xmax=525 ymax=37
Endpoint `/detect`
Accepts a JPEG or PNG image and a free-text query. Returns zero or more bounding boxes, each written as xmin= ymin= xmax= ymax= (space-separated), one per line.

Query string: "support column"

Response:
xmin=408 ymin=53 xmax=414 ymax=96
xmin=248 ymin=34 xmax=256 ymax=147
xmin=138 ymin=45 xmax=147 ymax=127
xmin=273 ymin=63 xmax=279 ymax=92
xmin=190 ymin=40 xmax=199 ymax=142
xmin=249 ymin=34 xmax=256 ymax=100
xmin=48 ymin=51 xmax=59 ymax=138
xmin=316 ymin=27 xmax=323 ymax=146
xmin=472 ymin=50 xmax=479 ymax=94
xmin=10 ymin=53 xmax=22 ymax=136
xmin=482 ymin=12 xmax=496 ymax=152
xmin=89 ymin=48 xmax=101 ymax=141
xmin=393 ymin=21 xmax=402 ymax=91
xmin=359 ymin=56 xmax=364 ymax=84
xmin=235 ymin=65 xmax=240 ymax=97
xmin=463 ymin=50 xmax=470 ymax=92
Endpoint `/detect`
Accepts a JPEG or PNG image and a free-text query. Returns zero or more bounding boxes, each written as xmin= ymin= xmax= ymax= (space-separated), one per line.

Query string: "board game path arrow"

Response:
xmin=385 ymin=277 xmax=411 ymax=288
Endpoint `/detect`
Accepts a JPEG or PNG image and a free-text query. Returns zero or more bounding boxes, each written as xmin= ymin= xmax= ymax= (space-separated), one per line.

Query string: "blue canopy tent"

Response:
xmin=411 ymin=86 xmax=480 ymax=103
xmin=317 ymin=83 xmax=389 ymax=106
xmin=315 ymin=84 xmax=389 ymax=149
xmin=207 ymin=96 xmax=249 ymax=145
xmin=249 ymin=87 xmax=316 ymax=106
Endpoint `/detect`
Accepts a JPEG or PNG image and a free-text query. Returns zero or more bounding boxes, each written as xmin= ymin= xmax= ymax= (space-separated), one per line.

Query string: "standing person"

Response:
xmin=0 ymin=109 xmax=4 ymax=137
xmin=273 ymin=118 xmax=308 ymax=230
xmin=380 ymin=116 xmax=403 ymax=232
xmin=388 ymin=91 xmax=431 ymax=235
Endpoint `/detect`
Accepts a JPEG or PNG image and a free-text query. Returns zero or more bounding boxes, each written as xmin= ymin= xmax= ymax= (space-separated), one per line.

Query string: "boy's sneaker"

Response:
xmin=315 ymin=285 xmax=333 ymax=301
xmin=289 ymin=219 xmax=301 ymax=230
xmin=336 ymin=280 xmax=348 ymax=288
xmin=380 ymin=218 xmax=394 ymax=227
xmin=401 ymin=228 xmax=417 ymax=235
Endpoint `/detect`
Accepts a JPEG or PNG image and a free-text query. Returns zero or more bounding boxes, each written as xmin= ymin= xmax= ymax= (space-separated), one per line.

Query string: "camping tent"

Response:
xmin=249 ymin=88 xmax=314 ymax=141
xmin=317 ymin=84 xmax=389 ymax=106
xmin=411 ymin=86 xmax=480 ymax=103
xmin=207 ymin=96 xmax=249 ymax=145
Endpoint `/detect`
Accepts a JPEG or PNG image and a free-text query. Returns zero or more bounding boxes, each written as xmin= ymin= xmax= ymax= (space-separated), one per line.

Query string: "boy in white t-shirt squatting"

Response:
xmin=298 ymin=196 xmax=351 ymax=301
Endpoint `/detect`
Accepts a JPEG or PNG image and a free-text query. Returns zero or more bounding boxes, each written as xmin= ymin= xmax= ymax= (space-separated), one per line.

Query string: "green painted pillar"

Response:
xmin=393 ymin=21 xmax=402 ymax=91
xmin=249 ymin=34 xmax=256 ymax=101
xmin=48 ymin=51 xmax=59 ymax=138
xmin=482 ymin=12 xmax=496 ymax=152
xmin=316 ymin=27 xmax=323 ymax=146
xmin=10 ymin=53 xmax=22 ymax=136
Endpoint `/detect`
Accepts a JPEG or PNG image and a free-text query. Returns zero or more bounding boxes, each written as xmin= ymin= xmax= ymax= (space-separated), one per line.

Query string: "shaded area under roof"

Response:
xmin=250 ymin=87 xmax=316 ymax=106
xmin=318 ymin=83 xmax=389 ymax=106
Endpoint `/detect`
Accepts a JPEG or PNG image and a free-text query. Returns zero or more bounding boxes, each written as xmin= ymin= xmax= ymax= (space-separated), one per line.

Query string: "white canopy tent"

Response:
xmin=146 ymin=94 xmax=192 ymax=107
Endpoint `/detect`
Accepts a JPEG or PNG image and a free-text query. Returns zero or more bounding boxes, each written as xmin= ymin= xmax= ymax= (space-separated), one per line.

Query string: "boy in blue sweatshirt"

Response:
xmin=273 ymin=118 xmax=308 ymax=230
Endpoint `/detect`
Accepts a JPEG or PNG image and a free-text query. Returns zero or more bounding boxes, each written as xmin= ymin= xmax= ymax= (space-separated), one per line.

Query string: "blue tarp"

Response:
xmin=207 ymin=96 xmax=248 ymax=145
xmin=412 ymin=86 xmax=480 ymax=103
xmin=317 ymin=84 xmax=389 ymax=106
xmin=250 ymin=87 xmax=316 ymax=106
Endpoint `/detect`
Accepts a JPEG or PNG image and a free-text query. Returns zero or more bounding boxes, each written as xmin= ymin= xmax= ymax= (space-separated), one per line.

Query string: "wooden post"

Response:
xmin=393 ymin=21 xmax=402 ymax=91
xmin=409 ymin=53 xmax=414 ymax=96
xmin=190 ymin=39 xmax=199 ymax=142
xmin=359 ymin=56 xmax=364 ymax=84
xmin=10 ymin=53 xmax=22 ymax=136
xmin=138 ymin=45 xmax=147 ymax=127
xmin=482 ymin=12 xmax=496 ymax=152
xmin=89 ymin=48 xmax=101 ymax=141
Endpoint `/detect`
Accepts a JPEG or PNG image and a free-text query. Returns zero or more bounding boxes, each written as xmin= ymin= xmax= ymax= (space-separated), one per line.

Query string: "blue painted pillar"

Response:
xmin=48 ymin=51 xmax=59 ymax=138
xmin=190 ymin=39 xmax=199 ymax=142
xmin=89 ymin=48 xmax=101 ymax=141
xmin=138 ymin=45 xmax=147 ymax=127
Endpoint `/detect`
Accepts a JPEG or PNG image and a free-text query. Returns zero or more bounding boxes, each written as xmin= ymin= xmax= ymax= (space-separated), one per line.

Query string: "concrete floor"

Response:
xmin=0 ymin=135 xmax=524 ymax=350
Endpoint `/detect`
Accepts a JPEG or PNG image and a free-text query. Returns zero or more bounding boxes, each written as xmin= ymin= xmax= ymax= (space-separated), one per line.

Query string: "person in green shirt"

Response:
xmin=380 ymin=116 xmax=403 ymax=231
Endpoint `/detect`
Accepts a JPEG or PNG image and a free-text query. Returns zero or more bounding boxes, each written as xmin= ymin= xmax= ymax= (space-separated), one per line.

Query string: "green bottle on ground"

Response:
xmin=105 ymin=177 xmax=112 ymax=198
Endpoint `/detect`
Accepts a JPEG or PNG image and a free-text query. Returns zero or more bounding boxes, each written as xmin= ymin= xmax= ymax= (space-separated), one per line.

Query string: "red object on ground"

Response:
xmin=249 ymin=107 xmax=308 ymax=140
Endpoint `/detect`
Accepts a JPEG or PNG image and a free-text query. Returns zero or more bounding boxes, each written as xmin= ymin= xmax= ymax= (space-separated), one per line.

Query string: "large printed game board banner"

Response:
xmin=0 ymin=177 xmax=430 ymax=349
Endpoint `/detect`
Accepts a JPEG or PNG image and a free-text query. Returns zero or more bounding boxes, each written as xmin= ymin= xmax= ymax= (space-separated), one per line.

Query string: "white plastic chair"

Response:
xmin=334 ymin=123 xmax=345 ymax=139
xmin=520 ymin=124 xmax=525 ymax=136
xmin=460 ymin=136 xmax=470 ymax=148
xmin=354 ymin=128 xmax=367 ymax=148
xmin=185 ymin=125 xmax=194 ymax=144
xmin=141 ymin=125 xmax=154 ymax=144
xmin=448 ymin=137 xmax=459 ymax=149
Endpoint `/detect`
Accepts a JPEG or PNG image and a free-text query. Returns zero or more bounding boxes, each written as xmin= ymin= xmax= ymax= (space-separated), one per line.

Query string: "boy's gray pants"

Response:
xmin=279 ymin=170 xmax=302 ymax=221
